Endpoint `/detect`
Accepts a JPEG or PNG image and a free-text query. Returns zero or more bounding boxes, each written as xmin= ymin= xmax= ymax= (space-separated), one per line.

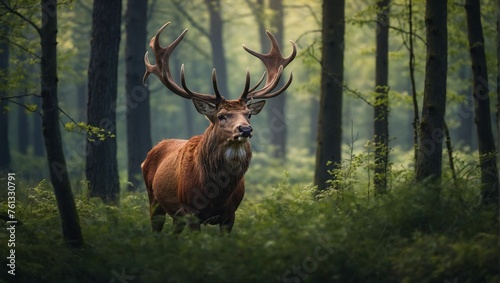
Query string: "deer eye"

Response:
xmin=217 ymin=114 xmax=226 ymax=121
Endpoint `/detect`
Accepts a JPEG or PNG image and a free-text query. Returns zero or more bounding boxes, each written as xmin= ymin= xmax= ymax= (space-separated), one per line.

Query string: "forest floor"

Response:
xmin=0 ymin=173 xmax=499 ymax=283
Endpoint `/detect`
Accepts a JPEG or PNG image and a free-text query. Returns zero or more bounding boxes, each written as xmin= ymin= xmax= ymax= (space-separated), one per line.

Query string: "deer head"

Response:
xmin=143 ymin=22 xmax=296 ymax=148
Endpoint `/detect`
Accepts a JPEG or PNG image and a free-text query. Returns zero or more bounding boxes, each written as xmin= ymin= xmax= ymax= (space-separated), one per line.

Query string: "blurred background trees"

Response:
xmin=0 ymin=1 xmax=499 ymax=280
xmin=0 ymin=0 xmax=498 ymax=203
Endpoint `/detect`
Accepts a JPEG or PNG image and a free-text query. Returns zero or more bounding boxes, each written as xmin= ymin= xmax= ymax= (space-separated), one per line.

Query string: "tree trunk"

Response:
xmin=204 ymin=0 xmax=228 ymax=97
xmin=255 ymin=0 xmax=268 ymax=50
xmin=415 ymin=0 xmax=447 ymax=184
xmin=465 ymin=0 xmax=499 ymax=205
xmin=310 ymin=95 xmax=319 ymax=155
xmin=125 ymin=0 xmax=151 ymax=191
xmin=86 ymin=0 xmax=122 ymax=202
xmin=40 ymin=0 xmax=83 ymax=248
xmin=17 ymin=94 xmax=29 ymax=154
xmin=497 ymin=0 xmax=500 ymax=202
xmin=266 ymin=0 xmax=287 ymax=159
xmin=314 ymin=0 xmax=345 ymax=192
xmin=246 ymin=0 xmax=289 ymax=157
xmin=373 ymin=0 xmax=390 ymax=195
xmin=0 ymin=26 xmax=11 ymax=172
xmin=32 ymin=94 xmax=45 ymax=156
xmin=456 ymin=66 xmax=474 ymax=150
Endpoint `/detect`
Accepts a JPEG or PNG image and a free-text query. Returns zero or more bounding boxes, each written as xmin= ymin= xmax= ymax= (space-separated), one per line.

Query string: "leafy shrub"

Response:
xmin=0 ymin=153 xmax=498 ymax=283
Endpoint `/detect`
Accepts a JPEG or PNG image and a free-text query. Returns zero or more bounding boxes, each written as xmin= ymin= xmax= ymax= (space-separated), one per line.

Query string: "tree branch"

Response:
xmin=4 ymin=36 xmax=41 ymax=59
xmin=171 ymin=0 xmax=210 ymax=38
xmin=1 ymin=93 xmax=82 ymax=131
xmin=305 ymin=40 xmax=373 ymax=106
xmin=0 ymin=0 xmax=41 ymax=35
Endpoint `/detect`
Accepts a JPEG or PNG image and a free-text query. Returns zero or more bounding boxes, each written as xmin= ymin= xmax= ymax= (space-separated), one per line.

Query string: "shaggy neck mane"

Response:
xmin=197 ymin=124 xmax=252 ymax=195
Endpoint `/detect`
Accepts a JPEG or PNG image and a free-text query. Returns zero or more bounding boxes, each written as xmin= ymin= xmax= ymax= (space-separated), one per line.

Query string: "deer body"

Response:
xmin=143 ymin=138 xmax=248 ymax=231
xmin=143 ymin=102 xmax=258 ymax=232
xmin=142 ymin=22 xmax=295 ymax=234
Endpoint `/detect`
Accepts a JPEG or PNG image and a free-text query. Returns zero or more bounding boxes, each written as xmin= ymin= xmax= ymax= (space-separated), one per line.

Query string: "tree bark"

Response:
xmin=415 ymin=0 xmax=447 ymax=184
xmin=314 ymin=0 xmax=345 ymax=192
xmin=0 ymin=23 xmax=11 ymax=172
xmin=497 ymin=0 xmax=500 ymax=203
xmin=246 ymin=0 xmax=289 ymax=157
xmin=17 ymin=95 xmax=29 ymax=154
xmin=456 ymin=66 xmax=474 ymax=150
xmin=373 ymin=0 xmax=390 ymax=195
xmin=40 ymin=0 xmax=83 ymax=248
xmin=32 ymin=94 xmax=45 ymax=156
xmin=204 ymin=0 xmax=228 ymax=97
xmin=465 ymin=0 xmax=499 ymax=205
xmin=266 ymin=0 xmax=287 ymax=159
xmin=125 ymin=0 xmax=151 ymax=191
xmin=86 ymin=0 xmax=122 ymax=202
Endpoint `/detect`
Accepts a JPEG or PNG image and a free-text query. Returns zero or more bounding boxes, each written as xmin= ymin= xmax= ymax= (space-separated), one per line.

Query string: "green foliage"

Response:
xmin=64 ymin=121 xmax=116 ymax=141
xmin=1 ymin=0 xmax=499 ymax=281
xmin=247 ymin=147 xmax=314 ymax=196
xmin=1 ymin=164 xmax=497 ymax=283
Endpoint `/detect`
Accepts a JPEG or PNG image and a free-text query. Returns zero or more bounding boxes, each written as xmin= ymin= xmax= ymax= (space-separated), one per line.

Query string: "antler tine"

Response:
xmin=254 ymin=71 xmax=294 ymax=99
xmin=239 ymin=30 xmax=297 ymax=101
xmin=240 ymin=69 xmax=266 ymax=101
xmin=239 ymin=68 xmax=252 ymax=101
xmin=143 ymin=22 xmax=220 ymax=104
xmin=248 ymin=71 xmax=266 ymax=93
xmin=211 ymin=69 xmax=223 ymax=103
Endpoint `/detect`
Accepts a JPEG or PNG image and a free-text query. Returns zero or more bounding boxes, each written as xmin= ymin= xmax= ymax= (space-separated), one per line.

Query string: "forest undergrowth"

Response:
xmin=1 ymin=150 xmax=499 ymax=283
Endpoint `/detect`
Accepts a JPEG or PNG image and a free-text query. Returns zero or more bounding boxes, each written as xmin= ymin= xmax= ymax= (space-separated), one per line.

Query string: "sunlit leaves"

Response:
xmin=64 ymin=121 xmax=115 ymax=141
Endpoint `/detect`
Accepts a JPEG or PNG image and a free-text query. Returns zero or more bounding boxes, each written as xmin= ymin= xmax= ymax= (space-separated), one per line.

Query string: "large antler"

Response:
xmin=239 ymin=31 xmax=297 ymax=102
xmin=143 ymin=22 xmax=222 ymax=104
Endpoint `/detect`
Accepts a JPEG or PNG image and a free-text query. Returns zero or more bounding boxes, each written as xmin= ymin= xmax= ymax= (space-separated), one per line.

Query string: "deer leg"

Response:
xmin=150 ymin=200 xmax=166 ymax=232
xmin=172 ymin=216 xmax=191 ymax=235
xmin=219 ymin=213 xmax=235 ymax=234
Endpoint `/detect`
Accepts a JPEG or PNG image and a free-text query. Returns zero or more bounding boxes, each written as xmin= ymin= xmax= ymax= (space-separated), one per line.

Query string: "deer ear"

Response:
xmin=247 ymin=100 xmax=266 ymax=115
xmin=192 ymin=98 xmax=217 ymax=116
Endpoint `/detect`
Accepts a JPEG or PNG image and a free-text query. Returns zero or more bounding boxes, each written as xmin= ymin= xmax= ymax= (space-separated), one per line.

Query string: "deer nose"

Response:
xmin=238 ymin=125 xmax=253 ymax=138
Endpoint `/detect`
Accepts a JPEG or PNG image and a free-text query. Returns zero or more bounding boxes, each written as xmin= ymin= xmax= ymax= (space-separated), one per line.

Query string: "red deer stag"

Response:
xmin=142 ymin=22 xmax=296 ymax=234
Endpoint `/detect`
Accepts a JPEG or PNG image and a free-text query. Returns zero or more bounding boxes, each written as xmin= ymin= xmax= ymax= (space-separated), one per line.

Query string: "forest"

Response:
xmin=0 ymin=0 xmax=499 ymax=282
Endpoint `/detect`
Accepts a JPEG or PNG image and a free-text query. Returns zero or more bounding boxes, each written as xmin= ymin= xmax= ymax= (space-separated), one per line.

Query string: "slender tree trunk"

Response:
xmin=15 ymin=53 xmax=29 ymax=154
xmin=373 ymin=0 xmax=390 ymax=195
xmin=267 ymin=0 xmax=287 ymax=159
xmin=465 ymin=0 xmax=499 ymax=205
xmin=86 ymin=0 xmax=122 ymax=202
xmin=172 ymin=54 xmax=194 ymax=138
xmin=125 ymin=0 xmax=151 ymax=191
xmin=247 ymin=0 xmax=290 ymax=157
xmin=408 ymin=0 xmax=419 ymax=164
xmin=497 ymin=0 xmax=500 ymax=201
xmin=17 ymin=95 xmax=29 ymax=154
xmin=456 ymin=66 xmax=474 ymax=149
xmin=256 ymin=0 xmax=268 ymax=50
xmin=310 ymin=96 xmax=319 ymax=154
xmin=40 ymin=0 xmax=83 ymax=248
xmin=32 ymin=94 xmax=45 ymax=156
xmin=415 ymin=0 xmax=447 ymax=185
xmin=314 ymin=0 xmax=345 ymax=192
xmin=245 ymin=0 xmax=269 ymax=53
xmin=204 ymin=0 xmax=228 ymax=97
xmin=0 ymin=26 xmax=11 ymax=172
